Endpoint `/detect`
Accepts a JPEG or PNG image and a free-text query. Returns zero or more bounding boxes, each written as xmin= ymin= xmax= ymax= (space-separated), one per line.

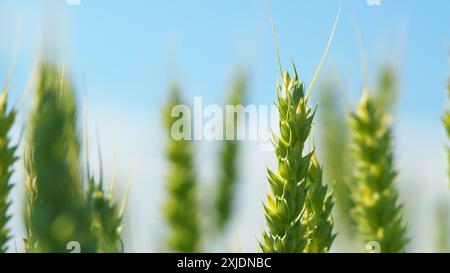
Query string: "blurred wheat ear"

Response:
xmin=0 ymin=85 xmax=18 ymax=253
xmin=349 ymin=90 xmax=408 ymax=253
xmin=443 ymin=77 xmax=450 ymax=186
xmin=25 ymin=61 xmax=97 ymax=252
xmin=163 ymin=85 xmax=200 ymax=252
xmin=440 ymin=75 xmax=450 ymax=252
xmin=435 ymin=200 xmax=450 ymax=252
xmin=375 ymin=65 xmax=398 ymax=113
xmin=84 ymin=121 xmax=124 ymax=253
xmin=86 ymin=175 xmax=124 ymax=252
xmin=214 ymin=73 xmax=246 ymax=232
xmin=319 ymin=65 xmax=398 ymax=242
xmin=319 ymin=83 xmax=352 ymax=235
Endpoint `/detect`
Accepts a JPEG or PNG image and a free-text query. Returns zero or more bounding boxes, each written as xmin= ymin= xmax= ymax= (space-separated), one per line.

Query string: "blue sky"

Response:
xmin=1 ymin=0 xmax=450 ymax=119
xmin=1 ymin=0 xmax=450 ymax=252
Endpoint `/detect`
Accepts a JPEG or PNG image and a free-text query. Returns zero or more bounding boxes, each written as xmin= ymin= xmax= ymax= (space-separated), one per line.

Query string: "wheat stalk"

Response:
xmin=25 ymin=61 xmax=97 ymax=252
xmin=214 ymin=73 xmax=246 ymax=231
xmin=0 ymin=85 xmax=18 ymax=253
xmin=163 ymin=85 xmax=200 ymax=252
xmin=349 ymin=90 xmax=408 ymax=253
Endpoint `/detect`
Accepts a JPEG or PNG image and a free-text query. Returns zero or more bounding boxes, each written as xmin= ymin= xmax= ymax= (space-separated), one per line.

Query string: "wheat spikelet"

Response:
xmin=304 ymin=152 xmax=335 ymax=253
xmin=23 ymin=151 xmax=37 ymax=252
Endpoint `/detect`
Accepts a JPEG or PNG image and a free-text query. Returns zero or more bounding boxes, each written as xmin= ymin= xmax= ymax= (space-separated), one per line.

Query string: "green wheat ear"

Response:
xmin=84 ymin=126 xmax=124 ymax=253
xmin=163 ymin=85 xmax=200 ymax=252
xmin=319 ymin=84 xmax=352 ymax=235
xmin=260 ymin=64 xmax=313 ymax=253
xmin=375 ymin=65 xmax=398 ymax=113
xmin=215 ymin=73 xmax=246 ymax=231
xmin=260 ymin=7 xmax=339 ymax=252
xmin=304 ymin=152 xmax=335 ymax=253
xmin=435 ymin=200 xmax=450 ymax=252
xmin=25 ymin=61 xmax=97 ymax=252
xmin=0 ymin=86 xmax=18 ymax=253
xmin=443 ymin=78 xmax=450 ymax=186
xmin=349 ymin=90 xmax=408 ymax=253
xmin=87 ymin=176 xmax=123 ymax=252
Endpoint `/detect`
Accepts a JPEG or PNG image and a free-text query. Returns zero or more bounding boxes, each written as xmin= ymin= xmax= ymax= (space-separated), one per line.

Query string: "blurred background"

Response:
xmin=1 ymin=0 xmax=450 ymax=252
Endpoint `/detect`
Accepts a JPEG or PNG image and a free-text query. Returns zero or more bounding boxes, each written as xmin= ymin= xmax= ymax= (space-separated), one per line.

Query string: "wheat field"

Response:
xmin=0 ymin=1 xmax=449 ymax=253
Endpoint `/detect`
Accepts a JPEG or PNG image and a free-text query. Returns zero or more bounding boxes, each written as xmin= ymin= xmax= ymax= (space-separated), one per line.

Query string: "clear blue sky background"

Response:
xmin=1 ymin=0 xmax=449 ymax=119
xmin=1 ymin=0 xmax=450 ymax=252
